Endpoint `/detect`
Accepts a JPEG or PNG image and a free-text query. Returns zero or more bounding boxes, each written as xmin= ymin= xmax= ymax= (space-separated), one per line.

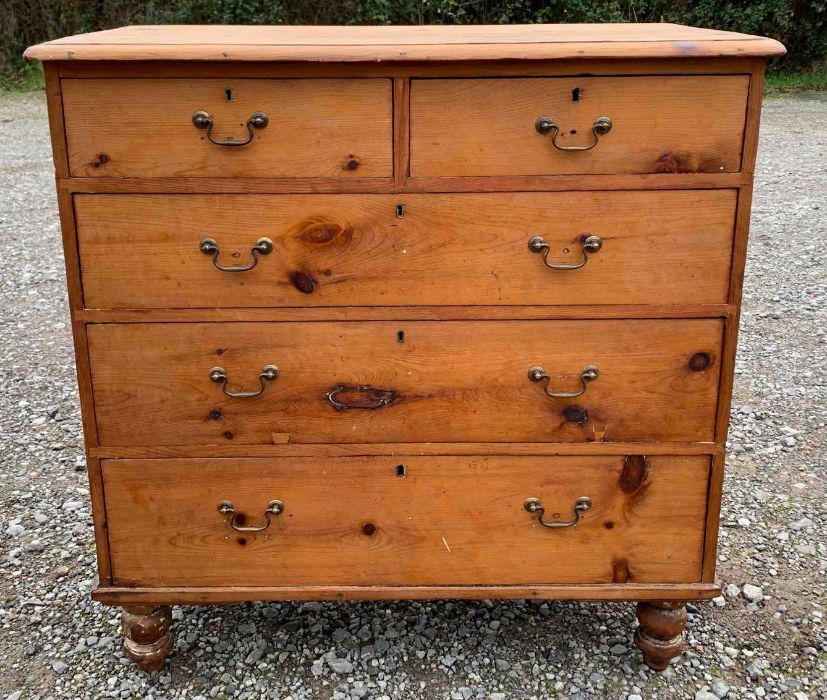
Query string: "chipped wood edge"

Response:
xmin=93 ymin=583 xmax=722 ymax=606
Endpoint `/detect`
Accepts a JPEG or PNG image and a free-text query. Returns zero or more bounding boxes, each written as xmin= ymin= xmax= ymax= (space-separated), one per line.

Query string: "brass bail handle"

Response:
xmin=528 ymin=235 xmax=603 ymax=270
xmin=524 ymin=496 xmax=592 ymax=528
xmin=535 ymin=115 xmax=612 ymax=152
xmin=209 ymin=365 xmax=279 ymax=398
xmin=528 ymin=365 xmax=599 ymax=399
xmin=200 ymin=237 xmax=273 ymax=272
xmin=192 ymin=110 xmax=269 ymax=147
xmin=217 ymin=499 xmax=284 ymax=532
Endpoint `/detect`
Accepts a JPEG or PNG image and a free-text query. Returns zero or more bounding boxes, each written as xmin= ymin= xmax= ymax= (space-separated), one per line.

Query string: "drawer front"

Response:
xmin=103 ymin=455 xmax=709 ymax=586
xmin=62 ymin=79 xmax=393 ymax=178
xmin=88 ymin=320 xmax=722 ymax=446
xmin=411 ymin=76 xmax=749 ymax=177
xmin=76 ymin=190 xmax=735 ymax=309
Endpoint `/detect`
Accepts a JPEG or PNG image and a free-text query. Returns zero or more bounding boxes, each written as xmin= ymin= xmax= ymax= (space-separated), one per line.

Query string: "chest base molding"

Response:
xmin=94 ymin=583 xmax=721 ymax=606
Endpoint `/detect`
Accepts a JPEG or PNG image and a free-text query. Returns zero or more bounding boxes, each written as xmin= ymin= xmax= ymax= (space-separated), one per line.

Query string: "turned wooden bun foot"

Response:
xmin=634 ymin=601 xmax=687 ymax=671
xmin=121 ymin=605 xmax=173 ymax=672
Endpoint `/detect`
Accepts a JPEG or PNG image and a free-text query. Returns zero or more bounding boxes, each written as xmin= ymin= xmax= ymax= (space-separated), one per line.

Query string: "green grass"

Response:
xmin=1 ymin=61 xmax=825 ymax=95
xmin=0 ymin=62 xmax=44 ymax=93
xmin=765 ymin=66 xmax=827 ymax=93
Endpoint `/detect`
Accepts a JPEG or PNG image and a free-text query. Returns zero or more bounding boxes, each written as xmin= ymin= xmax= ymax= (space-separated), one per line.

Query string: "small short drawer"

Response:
xmin=62 ymin=79 xmax=393 ymax=178
xmin=410 ymin=75 xmax=749 ymax=177
xmin=87 ymin=319 xmax=723 ymax=446
xmin=75 ymin=190 xmax=736 ymax=309
xmin=102 ymin=455 xmax=709 ymax=586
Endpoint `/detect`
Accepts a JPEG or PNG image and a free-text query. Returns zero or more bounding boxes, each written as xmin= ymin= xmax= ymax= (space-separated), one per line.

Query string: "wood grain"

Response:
xmin=703 ymin=61 xmax=770 ymax=581
xmin=411 ymin=76 xmax=749 ymax=176
xmin=52 ymin=57 xmax=758 ymax=80
xmin=60 ymin=173 xmax=746 ymax=195
xmin=93 ymin=583 xmax=722 ymax=605
xmin=44 ymin=64 xmax=70 ymax=178
xmin=62 ymin=78 xmax=393 ymax=178
xmin=25 ymin=24 xmax=786 ymax=62
xmin=635 ymin=601 xmax=687 ymax=669
xmin=102 ymin=455 xmax=710 ymax=586
xmin=716 ymin=60 xmax=768 ymax=441
xmin=89 ymin=442 xmax=722 ymax=460
xmin=393 ymin=78 xmax=410 ymax=187
xmin=703 ymin=451 xmax=727 ymax=582
xmin=78 ymin=304 xmax=734 ymax=324
xmin=26 ymin=25 xmax=780 ymax=661
xmin=74 ymin=190 xmax=736 ymax=309
xmin=45 ymin=70 xmax=112 ymax=580
xmin=87 ymin=319 xmax=724 ymax=446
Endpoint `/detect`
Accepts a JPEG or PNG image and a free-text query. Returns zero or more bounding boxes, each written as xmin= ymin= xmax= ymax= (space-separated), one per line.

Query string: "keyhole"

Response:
xmin=396 ymin=203 xmax=406 ymax=219
xmin=572 ymin=87 xmax=581 ymax=102
xmin=397 ymin=330 xmax=406 ymax=343
xmin=225 ymin=88 xmax=233 ymax=102
xmin=396 ymin=464 xmax=406 ymax=477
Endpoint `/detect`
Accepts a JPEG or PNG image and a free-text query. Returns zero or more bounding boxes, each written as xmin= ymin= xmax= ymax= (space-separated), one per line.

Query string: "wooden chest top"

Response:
xmin=25 ymin=23 xmax=785 ymax=62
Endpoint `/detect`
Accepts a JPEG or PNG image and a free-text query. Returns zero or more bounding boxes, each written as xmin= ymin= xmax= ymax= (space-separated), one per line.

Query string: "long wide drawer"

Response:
xmin=88 ymin=320 xmax=723 ymax=446
xmin=411 ymin=76 xmax=749 ymax=176
xmin=62 ymin=79 xmax=393 ymax=178
xmin=103 ymin=455 xmax=710 ymax=586
xmin=75 ymin=190 xmax=736 ymax=309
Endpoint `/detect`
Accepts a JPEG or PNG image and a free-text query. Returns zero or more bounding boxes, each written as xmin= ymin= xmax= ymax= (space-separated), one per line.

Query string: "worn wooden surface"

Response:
xmin=52 ymin=57 xmax=759 ymax=79
xmin=393 ymin=77 xmax=410 ymax=186
xmin=63 ymin=78 xmax=393 ymax=178
xmin=87 ymin=319 xmax=723 ymax=446
xmin=79 ymin=305 xmax=734 ymax=324
xmin=90 ymin=442 xmax=723 ymax=460
xmin=25 ymin=24 xmax=785 ymax=62
xmin=44 ymin=63 xmax=113 ymax=583
xmin=75 ymin=190 xmax=736 ymax=309
xmin=121 ymin=605 xmax=173 ymax=672
xmin=103 ymin=455 xmax=709 ymax=586
xmin=635 ymin=601 xmax=688 ymax=669
xmin=31 ymin=39 xmax=774 ymax=616
xmin=411 ymin=76 xmax=749 ymax=176
xmin=702 ymin=60 xmax=770 ymax=582
xmin=61 ymin=173 xmax=746 ymax=195
xmin=94 ymin=583 xmax=722 ymax=605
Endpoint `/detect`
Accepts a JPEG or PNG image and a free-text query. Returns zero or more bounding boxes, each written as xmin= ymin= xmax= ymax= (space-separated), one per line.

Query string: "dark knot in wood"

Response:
xmin=619 ymin=455 xmax=650 ymax=493
xmin=325 ymin=384 xmax=398 ymax=411
xmin=688 ymin=351 xmax=712 ymax=371
xmin=562 ymin=404 xmax=589 ymax=424
xmin=289 ymin=271 xmax=317 ymax=294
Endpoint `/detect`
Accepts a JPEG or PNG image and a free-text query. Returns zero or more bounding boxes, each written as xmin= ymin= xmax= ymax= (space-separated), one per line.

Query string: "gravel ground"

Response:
xmin=0 ymin=89 xmax=824 ymax=700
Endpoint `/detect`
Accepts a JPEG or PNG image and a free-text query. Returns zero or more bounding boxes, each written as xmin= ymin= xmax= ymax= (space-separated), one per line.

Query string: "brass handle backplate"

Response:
xmin=528 ymin=365 xmax=599 ymax=399
xmin=209 ymin=365 xmax=279 ymax=398
xmin=218 ymin=499 xmax=284 ymax=532
xmin=192 ymin=110 xmax=269 ymax=146
xmin=535 ymin=116 xmax=612 ymax=151
xmin=528 ymin=235 xmax=603 ymax=270
xmin=524 ymin=496 xmax=592 ymax=528
xmin=200 ymin=237 xmax=273 ymax=272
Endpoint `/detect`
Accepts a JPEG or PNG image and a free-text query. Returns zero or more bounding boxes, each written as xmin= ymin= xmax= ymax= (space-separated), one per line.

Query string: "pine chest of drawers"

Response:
xmin=26 ymin=23 xmax=784 ymax=672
